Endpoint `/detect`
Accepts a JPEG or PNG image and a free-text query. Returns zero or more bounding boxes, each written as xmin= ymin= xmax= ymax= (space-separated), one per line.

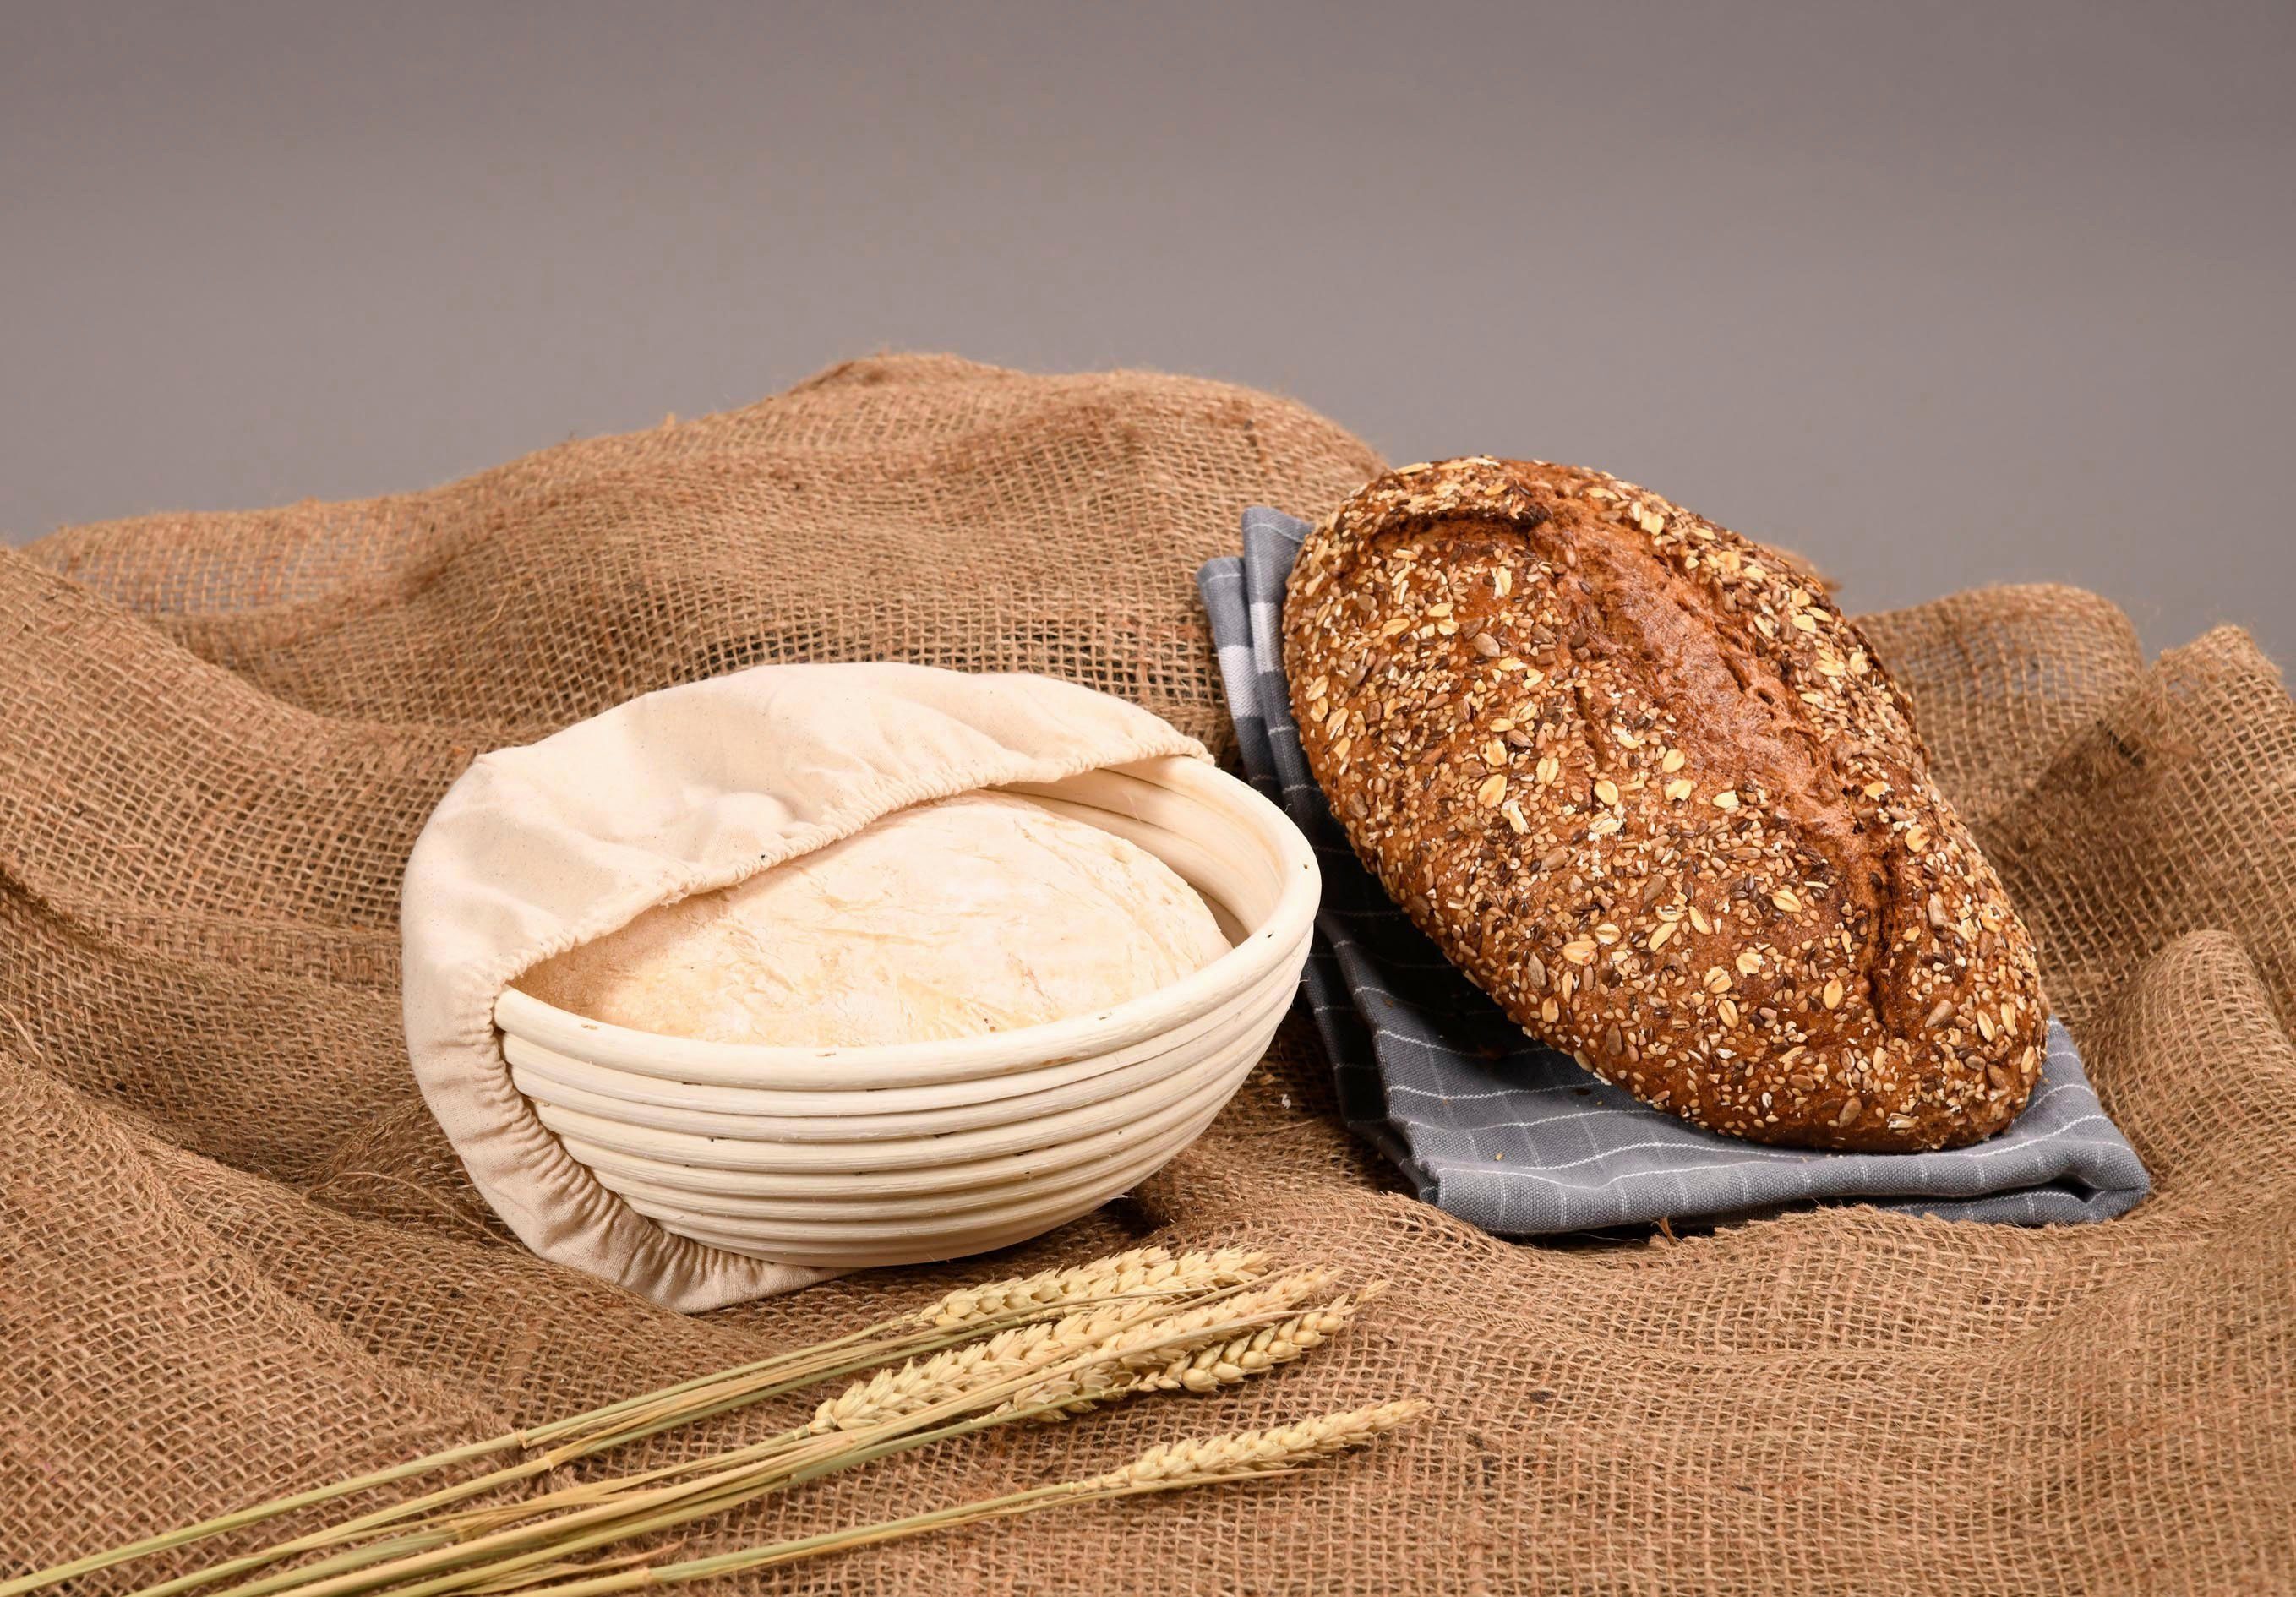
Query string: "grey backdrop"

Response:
xmin=4 ymin=1 xmax=2289 ymax=662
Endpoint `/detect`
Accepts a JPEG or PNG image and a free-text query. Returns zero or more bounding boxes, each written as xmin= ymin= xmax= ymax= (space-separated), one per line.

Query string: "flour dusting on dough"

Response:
xmin=516 ymin=792 xmax=1230 ymax=1045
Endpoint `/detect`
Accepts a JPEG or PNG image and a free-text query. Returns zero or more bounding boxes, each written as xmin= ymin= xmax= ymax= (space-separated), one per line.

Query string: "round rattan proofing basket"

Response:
xmin=491 ymin=756 xmax=1319 ymax=1270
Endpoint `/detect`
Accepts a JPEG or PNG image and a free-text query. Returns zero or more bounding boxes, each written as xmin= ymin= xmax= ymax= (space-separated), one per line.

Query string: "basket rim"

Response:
xmin=491 ymin=755 xmax=1319 ymax=1085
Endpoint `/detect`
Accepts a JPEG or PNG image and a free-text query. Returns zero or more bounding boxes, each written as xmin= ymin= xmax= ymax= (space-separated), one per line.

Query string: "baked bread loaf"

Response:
xmin=517 ymin=791 xmax=1229 ymax=1047
xmin=1283 ymin=457 xmax=2046 ymax=1151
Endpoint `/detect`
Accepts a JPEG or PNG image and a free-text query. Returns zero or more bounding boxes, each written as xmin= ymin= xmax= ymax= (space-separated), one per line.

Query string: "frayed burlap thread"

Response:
xmin=2 ymin=355 xmax=2289 ymax=1593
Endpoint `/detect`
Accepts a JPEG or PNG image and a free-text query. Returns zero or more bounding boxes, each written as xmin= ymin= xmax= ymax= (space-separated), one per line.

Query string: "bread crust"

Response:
xmin=1282 ymin=457 xmax=2046 ymax=1151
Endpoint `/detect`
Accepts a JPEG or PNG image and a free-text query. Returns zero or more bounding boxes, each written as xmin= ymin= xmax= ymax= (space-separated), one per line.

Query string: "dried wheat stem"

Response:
xmin=169 ymin=1308 xmax=1410 ymax=1597
xmin=123 ymin=1255 xmax=1261 ymax=1597
xmin=417 ymin=1273 xmax=1337 ymax=1554
xmin=265 ymin=1401 xmax=1428 ymax=1597
xmin=122 ymin=1316 xmax=1006 ymax=1597
xmin=570 ymin=1268 xmax=1356 ymax=1510
xmin=296 ymin=1275 xmax=1351 ymax=1597
xmin=18 ymin=1324 xmax=881 ymax=1597
xmin=172 ymin=1290 xmax=1285 ymax=1597
xmin=6 ymin=1246 xmax=1257 ymax=1597
xmin=0 ymin=1445 xmax=505 ymax=1597
xmin=96 ymin=1253 xmax=1343 ymax=1597
xmin=409 ymin=1281 xmax=1278 ymax=1549
xmin=556 ymin=1247 xmax=1262 ymax=1458
xmin=458 ymin=1542 xmax=674 ymax=1596
xmin=426 ymin=1401 xmax=1432 ymax=1597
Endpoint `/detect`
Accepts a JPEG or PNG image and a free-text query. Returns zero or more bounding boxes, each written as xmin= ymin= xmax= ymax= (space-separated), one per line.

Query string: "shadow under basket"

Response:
xmin=492 ymin=755 xmax=1320 ymax=1270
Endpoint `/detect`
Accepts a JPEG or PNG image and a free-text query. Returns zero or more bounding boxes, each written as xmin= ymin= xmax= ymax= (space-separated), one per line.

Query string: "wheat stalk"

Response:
xmin=421 ymin=1402 xmax=1432 ymax=1597
xmin=112 ymin=1316 xmax=1013 ymax=1597
xmin=30 ymin=1246 xmax=1418 ymax=1597
xmin=179 ymin=1272 xmax=1379 ymax=1597
xmin=444 ymin=1273 xmax=1294 ymax=1526
xmin=8 ymin=1246 xmax=1268 ymax=1597
xmin=550 ymin=1245 xmax=1268 ymax=1459
xmin=361 ymin=1272 xmax=1338 ymax=1556
xmin=122 ymin=1261 xmax=1301 ymax=1597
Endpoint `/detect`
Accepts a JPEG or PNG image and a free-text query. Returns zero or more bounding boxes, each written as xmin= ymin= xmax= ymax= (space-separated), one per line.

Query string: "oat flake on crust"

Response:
xmin=1283 ymin=456 xmax=2048 ymax=1152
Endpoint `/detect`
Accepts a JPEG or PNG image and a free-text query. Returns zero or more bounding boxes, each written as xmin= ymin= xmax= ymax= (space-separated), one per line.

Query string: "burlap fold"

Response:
xmin=3 ymin=355 xmax=2288 ymax=1593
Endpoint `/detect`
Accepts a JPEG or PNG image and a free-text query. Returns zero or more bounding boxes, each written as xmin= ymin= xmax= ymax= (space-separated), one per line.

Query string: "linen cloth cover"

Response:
xmin=401 ymin=662 xmax=1208 ymax=1311
xmin=1197 ymin=507 xmax=2149 ymax=1232
xmin=3 ymin=356 xmax=2289 ymax=1593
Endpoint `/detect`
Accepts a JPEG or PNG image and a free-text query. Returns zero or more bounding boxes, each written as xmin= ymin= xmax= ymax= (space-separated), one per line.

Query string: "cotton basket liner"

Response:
xmin=401 ymin=662 xmax=1206 ymax=1312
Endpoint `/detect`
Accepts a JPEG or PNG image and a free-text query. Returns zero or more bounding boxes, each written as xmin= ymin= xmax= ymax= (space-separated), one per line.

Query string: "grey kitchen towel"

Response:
xmin=1197 ymin=505 xmax=2150 ymax=1233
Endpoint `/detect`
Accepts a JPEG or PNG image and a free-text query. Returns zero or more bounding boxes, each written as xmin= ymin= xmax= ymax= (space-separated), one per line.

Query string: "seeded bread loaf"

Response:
xmin=1282 ymin=457 xmax=2047 ymax=1152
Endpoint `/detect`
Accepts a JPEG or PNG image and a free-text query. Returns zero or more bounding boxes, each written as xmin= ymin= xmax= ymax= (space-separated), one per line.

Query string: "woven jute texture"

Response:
xmin=3 ymin=355 xmax=2289 ymax=1594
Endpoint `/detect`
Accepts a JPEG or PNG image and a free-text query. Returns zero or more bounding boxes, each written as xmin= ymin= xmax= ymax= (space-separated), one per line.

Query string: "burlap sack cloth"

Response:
xmin=2 ymin=354 xmax=2288 ymax=1592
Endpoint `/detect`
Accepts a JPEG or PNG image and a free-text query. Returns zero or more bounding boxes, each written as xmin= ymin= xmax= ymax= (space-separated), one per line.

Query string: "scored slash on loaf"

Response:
xmin=1281 ymin=457 xmax=2048 ymax=1152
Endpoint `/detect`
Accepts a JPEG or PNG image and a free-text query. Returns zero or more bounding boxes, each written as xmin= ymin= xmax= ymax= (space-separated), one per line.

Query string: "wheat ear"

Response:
xmin=804 ymin=1276 xmax=1252 ymax=1435
xmin=1090 ymin=1398 xmax=1431 ymax=1488
xmin=411 ymin=1269 xmax=1355 ymax=1570
xmin=999 ymin=1268 xmax=1340 ymax=1416
xmin=245 ymin=1272 xmax=1355 ymax=1597
xmin=908 ymin=1245 xmax=1268 ymax=1328
xmin=1063 ymin=1284 xmax=1384 ymax=1414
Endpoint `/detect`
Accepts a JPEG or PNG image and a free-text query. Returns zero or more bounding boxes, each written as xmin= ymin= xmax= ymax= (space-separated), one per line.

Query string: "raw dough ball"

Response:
xmin=516 ymin=791 xmax=1229 ymax=1046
